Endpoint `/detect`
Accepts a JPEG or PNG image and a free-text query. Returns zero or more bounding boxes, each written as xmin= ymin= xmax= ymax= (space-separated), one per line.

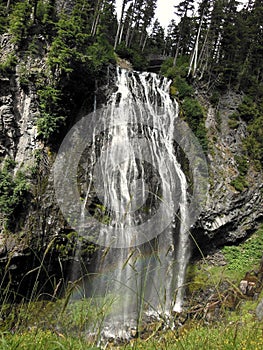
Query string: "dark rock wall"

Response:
xmin=191 ymin=91 xmax=263 ymax=256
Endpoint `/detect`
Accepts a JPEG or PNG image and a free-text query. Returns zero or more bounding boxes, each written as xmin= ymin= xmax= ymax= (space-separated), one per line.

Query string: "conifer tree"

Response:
xmin=173 ymin=0 xmax=195 ymax=66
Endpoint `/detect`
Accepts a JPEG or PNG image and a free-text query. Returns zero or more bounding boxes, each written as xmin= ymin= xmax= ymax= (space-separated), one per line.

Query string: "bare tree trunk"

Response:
xmin=119 ymin=22 xmax=124 ymax=44
xmin=114 ymin=0 xmax=126 ymax=50
xmin=6 ymin=0 xmax=11 ymax=11
xmin=125 ymin=0 xmax=136 ymax=47
xmin=188 ymin=14 xmax=204 ymax=77
xmin=173 ymin=35 xmax=181 ymax=66
xmin=142 ymin=33 xmax=148 ymax=52
xmin=91 ymin=0 xmax=104 ymax=37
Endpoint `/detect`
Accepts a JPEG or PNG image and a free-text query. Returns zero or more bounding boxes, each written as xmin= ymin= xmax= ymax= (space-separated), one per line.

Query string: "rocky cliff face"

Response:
xmin=0 ymin=34 xmax=262 ymax=296
xmin=0 ymin=33 xmax=115 ymax=298
xmin=192 ymin=90 xmax=263 ymax=255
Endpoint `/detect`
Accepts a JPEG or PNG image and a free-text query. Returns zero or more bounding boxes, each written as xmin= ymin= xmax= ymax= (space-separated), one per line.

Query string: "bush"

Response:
xmin=37 ymin=112 xmax=65 ymax=141
xmin=174 ymin=77 xmax=194 ymax=99
xmin=161 ymin=56 xmax=189 ymax=78
xmin=230 ymin=176 xmax=249 ymax=192
xmin=0 ymin=54 xmax=17 ymax=74
xmin=87 ymin=35 xmax=115 ymax=73
xmin=161 ymin=58 xmax=208 ymax=152
xmin=182 ymin=97 xmax=208 ymax=151
xmin=0 ymin=160 xmax=29 ymax=228
xmin=237 ymin=96 xmax=259 ymax=122
xmin=8 ymin=1 xmax=32 ymax=44
xmin=209 ymin=91 xmax=220 ymax=106
xmin=230 ymin=155 xmax=249 ymax=191
xmin=244 ymin=115 xmax=263 ymax=166
xmin=115 ymin=43 xmax=148 ymax=71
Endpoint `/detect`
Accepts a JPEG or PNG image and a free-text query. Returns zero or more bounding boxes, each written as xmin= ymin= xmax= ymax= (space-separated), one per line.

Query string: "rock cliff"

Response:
xmin=192 ymin=90 xmax=263 ymax=255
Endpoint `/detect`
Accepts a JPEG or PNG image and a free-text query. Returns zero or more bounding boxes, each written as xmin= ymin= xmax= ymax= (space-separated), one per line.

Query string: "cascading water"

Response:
xmin=74 ymin=68 xmax=191 ymax=338
xmin=54 ymin=67 xmax=202 ymax=341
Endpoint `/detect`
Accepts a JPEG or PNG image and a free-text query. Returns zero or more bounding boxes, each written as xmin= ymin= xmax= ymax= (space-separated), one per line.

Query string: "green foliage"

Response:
xmin=0 ymin=329 xmax=98 ymax=349
xmin=0 ymin=2 xmax=7 ymax=34
xmin=244 ymin=115 xmax=263 ymax=167
xmin=235 ymin=155 xmax=249 ymax=176
xmin=1 ymin=299 xmax=263 ymax=349
xmin=174 ymin=77 xmax=194 ymax=99
xmin=209 ymin=92 xmax=220 ymax=107
xmin=36 ymin=3 xmax=115 ymax=143
xmin=237 ymin=96 xmax=259 ymax=122
xmin=0 ymin=160 xmax=29 ymax=228
xmin=36 ymin=86 xmax=66 ymax=141
xmin=182 ymin=97 xmax=208 ymax=151
xmin=87 ymin=36 xmax=115 ymax=73
xmin=230 ymin=155 xmax=249 ymax=191
xmin=8 ymin=0 xmax=32 ymax=44
xmin=228 ymin=112 xmax=240 ymax=129
xmin=0 ymin=54 xmax=17 ymax=74
xmin=230 ymin=176 xmax=248 ymax=192
xmin=160 ymin=56 xmax=189 ymax=80
xmin=223 ymin=225 xmax=263 ymax=277
xmin=47 ymin=13 xmax=89 ymax=74
xmin=229 ymin=95 xmax=263 ymax=168
xmin=116 ymin=43 xmax=148 ymax=71
xmin=161 ymin=58 xmax=208 ymax=152
xmin=37 ymin=112 xmax=65 ymax=141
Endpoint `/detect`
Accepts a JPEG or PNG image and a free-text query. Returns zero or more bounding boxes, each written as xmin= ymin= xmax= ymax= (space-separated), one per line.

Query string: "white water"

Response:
xmin=74 ymin=68 xmax=190 ymax=338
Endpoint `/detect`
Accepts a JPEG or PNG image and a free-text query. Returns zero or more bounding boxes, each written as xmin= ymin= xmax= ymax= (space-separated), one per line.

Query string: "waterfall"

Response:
xmin=54 ymin=67 xmax=209 ymax=340
xmin=82 ymin=68 xmax=190 ymax=337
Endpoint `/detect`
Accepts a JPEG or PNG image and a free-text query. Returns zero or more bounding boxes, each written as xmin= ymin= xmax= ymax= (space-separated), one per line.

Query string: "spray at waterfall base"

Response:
xmin=53 ymin=68 xmax=208 ymax=338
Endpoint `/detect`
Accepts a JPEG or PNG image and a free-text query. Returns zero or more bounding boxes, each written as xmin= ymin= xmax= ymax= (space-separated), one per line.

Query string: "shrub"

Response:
xmin=0 ymin=160 xmax=29 ymax=229
xmin=230 ymin=176 xmax=248 ymax=192
xmin=182 ymin=97 xmax=208 ymax=151
xmin=8 ymin=0 xmax=32 ymax=44
xmin=237 ymin=96 xmax=259 ymax=122
xmin=209 ymin=91 xmax=220 ymax=106
xmin=174 ymin=77 xmax=194 ymax=99
xmin=244 ymin=115 xmax=263 ymax=166
xmin=115 ymin=43 xmax=147 ymax=71
xmin=0 ymin=54 xmax=17 ymax=74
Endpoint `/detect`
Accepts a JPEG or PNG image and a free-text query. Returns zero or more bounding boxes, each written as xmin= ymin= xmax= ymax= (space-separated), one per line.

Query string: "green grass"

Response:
xmin=0 ymin=330 xmax=98 ymax=350
xmin=1 ymin=226 xmax=263 ymax=349
xmin=127 ymin=320 xmax=262 ymax=350
xmin=223 ymin=225 xmax=263 ymax=280
xmin=0 ymin=310 xmax=262 ymax=350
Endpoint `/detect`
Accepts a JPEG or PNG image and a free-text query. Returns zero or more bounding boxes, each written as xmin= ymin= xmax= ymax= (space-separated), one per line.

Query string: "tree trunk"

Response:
xmin=125 ymin=0 xmax=136 ymax=47
xmin=6 ymin=0 xmax=11 ymax=11
xmin=188 ymin=14 xmax=204 ymax=77
xmin=91 ymin=0 xmax=104 ymax=36
xmin=173 ymin=35 xmax=181 ymax=66
xmin=114 ymin=0 xmax=126 ymax=50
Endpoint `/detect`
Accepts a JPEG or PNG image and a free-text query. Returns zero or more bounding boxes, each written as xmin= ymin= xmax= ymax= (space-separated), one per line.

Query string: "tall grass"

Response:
xmin=0 ymin=226 xmax=263 ymax=349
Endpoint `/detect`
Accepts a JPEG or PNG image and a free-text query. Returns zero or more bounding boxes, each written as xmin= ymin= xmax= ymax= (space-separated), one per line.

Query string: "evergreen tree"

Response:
xmin=187 ymin=0 xmax=213 ymax=77
xmin=148 ymin=19 xmax=165 ymax=54
xmin=173 ymin=0 xmax=195 ymax=66
xmin=164 ymin=20 xmax=178 ymax=56
xmin=114 ymin=0 xmax=132 ymax=50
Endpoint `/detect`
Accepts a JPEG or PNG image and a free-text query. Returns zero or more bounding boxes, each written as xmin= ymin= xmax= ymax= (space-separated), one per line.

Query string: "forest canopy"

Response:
xmin=0 ymin=0 xmax=262 ymax=163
